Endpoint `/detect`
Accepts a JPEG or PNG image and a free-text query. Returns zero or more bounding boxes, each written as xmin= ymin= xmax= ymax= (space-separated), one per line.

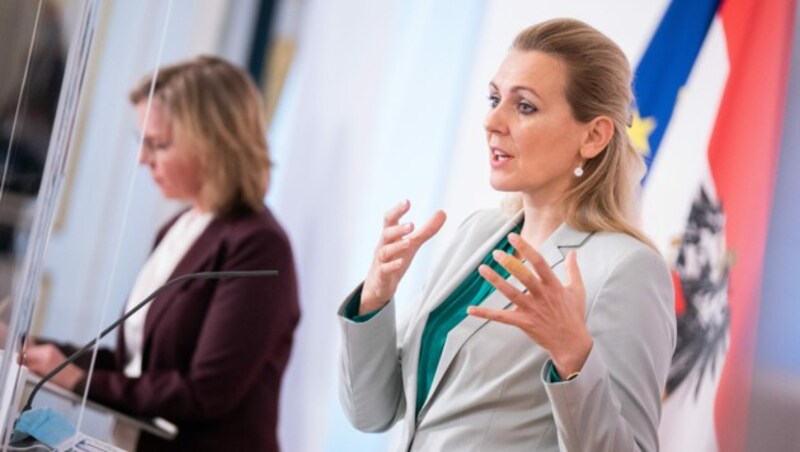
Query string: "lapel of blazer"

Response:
xmin=416 ymin=216 xmax=592 ymax=421
xmin=416 ymin=211 xmax=524 ymax=323
xmin=142 ymin=216 xmax=227 ymax=344
xmin=401 ymin=210 xmax=519 ymax=436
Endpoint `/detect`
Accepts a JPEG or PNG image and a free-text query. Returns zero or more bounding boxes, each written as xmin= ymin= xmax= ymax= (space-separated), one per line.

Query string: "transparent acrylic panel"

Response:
xmin=0 ymin=0 xmax=99 ymax=445
xmin=0 ymin=0 xmax=263 ymax=448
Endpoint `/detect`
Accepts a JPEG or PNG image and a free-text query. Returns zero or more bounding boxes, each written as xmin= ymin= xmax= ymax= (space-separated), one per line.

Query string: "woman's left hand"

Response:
xmin=23 ymin=344 xmax=85 ymax=391
xmin=468 ymin=232 xmax=593 ymax=378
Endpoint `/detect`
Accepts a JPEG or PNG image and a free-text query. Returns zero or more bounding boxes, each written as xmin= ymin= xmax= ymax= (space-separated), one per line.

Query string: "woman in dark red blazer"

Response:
xmin=25 ymin=56 xmax=300 ymax=451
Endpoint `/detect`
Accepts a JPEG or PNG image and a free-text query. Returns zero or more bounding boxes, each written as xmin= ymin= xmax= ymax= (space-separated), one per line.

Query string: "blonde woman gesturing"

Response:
xmin=338 ymin=19 xmax=675 ymax=452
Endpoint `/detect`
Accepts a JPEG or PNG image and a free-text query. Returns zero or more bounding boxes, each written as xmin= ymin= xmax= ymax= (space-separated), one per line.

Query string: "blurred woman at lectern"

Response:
xmin=25 ymin=56 xmax=300 ymax=452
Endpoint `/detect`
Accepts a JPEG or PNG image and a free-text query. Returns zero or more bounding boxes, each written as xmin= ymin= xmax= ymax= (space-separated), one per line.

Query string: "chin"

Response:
xmin=160 ymin=190 xmax=181 ymax=200
xmin=489 ymin=176 xmax=521 ymax=193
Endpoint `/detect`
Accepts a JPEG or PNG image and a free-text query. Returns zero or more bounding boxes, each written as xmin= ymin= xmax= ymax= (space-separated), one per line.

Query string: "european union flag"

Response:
xmin=630 ymin=0 xmax=721 ymax=172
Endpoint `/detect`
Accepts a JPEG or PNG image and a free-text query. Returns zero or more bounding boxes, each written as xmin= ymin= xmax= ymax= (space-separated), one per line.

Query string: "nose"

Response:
xmin=483 ymin=105 xmax=508 ymax=135
xmin=138 ymin=147 xmax=153 ymax=166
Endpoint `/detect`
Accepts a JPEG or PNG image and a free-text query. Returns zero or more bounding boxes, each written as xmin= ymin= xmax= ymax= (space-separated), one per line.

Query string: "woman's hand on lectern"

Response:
xmin=23 ymin=344 xmax=85 ymax=390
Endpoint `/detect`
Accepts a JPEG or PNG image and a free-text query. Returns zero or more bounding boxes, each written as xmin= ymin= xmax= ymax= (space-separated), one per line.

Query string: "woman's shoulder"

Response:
xmin=582 ymin=230 xmax=670 ymax=285
xmin=457 ymin=208 xmax=516 ymax=238
xmin=217 ymin=206 xmax=292 ymax=248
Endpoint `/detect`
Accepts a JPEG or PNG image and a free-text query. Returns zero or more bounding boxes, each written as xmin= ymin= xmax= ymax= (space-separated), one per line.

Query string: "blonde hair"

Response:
xmin=509 ymin=18 xmax=652 ymax=246
xmin=130 ymin=55 xmax=270 ymax=214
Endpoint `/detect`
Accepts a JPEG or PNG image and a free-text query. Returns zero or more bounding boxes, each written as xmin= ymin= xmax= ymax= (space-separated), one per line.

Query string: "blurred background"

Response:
xmin=0 ymin=0 xmax=797 ymax=450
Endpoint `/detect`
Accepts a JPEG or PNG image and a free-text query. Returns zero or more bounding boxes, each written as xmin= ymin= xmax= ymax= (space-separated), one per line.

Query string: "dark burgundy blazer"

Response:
xmin=69 ymin=206 xmax=300 ymax=451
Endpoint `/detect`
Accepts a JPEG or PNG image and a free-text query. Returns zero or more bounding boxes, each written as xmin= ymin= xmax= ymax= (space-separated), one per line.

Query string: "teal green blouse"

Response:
xmin=415 ymin=223 xmax=521 ymax=416
xmin=344 ymin=223 xmax=523 ymax=418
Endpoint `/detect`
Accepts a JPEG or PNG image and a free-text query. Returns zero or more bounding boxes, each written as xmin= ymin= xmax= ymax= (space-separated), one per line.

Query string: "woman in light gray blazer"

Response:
xmin=338 ymin=18 xmax=676 ymax=451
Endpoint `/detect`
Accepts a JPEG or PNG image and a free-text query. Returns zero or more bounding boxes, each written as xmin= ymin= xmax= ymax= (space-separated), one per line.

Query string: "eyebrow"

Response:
xmin=140 ymin=126 xmax=170 ymax=141
xmin=488 ymin=81 xmax=542 ymax=100
xmin=141 ymin=134 xmax=169 ymax=148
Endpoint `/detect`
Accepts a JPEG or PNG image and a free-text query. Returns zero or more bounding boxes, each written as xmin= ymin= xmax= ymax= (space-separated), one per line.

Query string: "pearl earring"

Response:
xmin=573 ymin=166 xmax=584 ymax=177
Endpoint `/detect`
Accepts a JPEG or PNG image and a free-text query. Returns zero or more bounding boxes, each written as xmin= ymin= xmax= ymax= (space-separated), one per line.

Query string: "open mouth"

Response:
xmin=492 ymin=148 xmax=512 ymax=162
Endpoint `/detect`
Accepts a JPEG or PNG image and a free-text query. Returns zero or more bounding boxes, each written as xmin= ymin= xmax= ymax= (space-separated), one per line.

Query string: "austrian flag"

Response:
xmin=632 ymin=0 xmax=796 ymax=451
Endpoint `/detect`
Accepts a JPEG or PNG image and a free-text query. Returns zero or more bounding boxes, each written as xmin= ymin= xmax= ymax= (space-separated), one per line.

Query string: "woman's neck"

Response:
xmin=191 ymin=198 xmax=210 ymax=214
xmin=519 ymin=194 xmax=564 ymax=249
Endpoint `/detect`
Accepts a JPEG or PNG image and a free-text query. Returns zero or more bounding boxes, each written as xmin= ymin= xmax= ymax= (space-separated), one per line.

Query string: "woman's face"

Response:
xmin=484 ymin=50 xmax=586 ymax=200
xmin=135 ymin=101 xmax=204 ymax=205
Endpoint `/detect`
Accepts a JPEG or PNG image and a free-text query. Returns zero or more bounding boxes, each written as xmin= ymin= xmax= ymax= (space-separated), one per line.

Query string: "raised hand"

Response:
xmin=360 ymin=200 xmax=446 ymax=315
xmin=467 ymin=233 xmax=593 ymax=378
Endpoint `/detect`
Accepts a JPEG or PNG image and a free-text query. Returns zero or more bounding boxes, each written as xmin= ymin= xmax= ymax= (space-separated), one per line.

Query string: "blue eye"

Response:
xmin=518 ymin=102 xmax=537 ymax=115
xmin=488 ymin=94 xmax=500 ymax=108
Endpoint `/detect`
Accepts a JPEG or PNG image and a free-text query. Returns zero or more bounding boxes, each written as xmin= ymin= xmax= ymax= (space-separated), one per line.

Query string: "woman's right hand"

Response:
xmin=360 ymin=200 xmax=446 ymax=315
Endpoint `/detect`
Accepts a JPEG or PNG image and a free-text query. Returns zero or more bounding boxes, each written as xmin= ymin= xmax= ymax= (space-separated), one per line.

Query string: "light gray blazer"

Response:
xmin=338 ymin=209 xmax=676 ymax=451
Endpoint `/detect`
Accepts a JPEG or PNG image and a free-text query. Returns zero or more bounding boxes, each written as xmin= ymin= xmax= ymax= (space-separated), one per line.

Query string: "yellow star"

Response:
xmin=627 ymin=110 xmax=657 ymax=156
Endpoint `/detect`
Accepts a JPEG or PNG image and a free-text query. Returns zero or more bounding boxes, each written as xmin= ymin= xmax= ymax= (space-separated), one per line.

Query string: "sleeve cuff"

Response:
xmin=341 ymin=285 xmax=384 ymax=323
xmin=72 ymin=375 xmax=89 ymax=395
xmin=546 ymin=361 xmax=563 ymax=383
xmin=541 ymin=345 xmax=595 ymax=386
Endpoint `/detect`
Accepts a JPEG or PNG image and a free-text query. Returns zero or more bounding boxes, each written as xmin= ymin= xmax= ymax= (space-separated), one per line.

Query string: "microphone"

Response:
xmin=22 ymin=269 xmax=277 ymax=413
